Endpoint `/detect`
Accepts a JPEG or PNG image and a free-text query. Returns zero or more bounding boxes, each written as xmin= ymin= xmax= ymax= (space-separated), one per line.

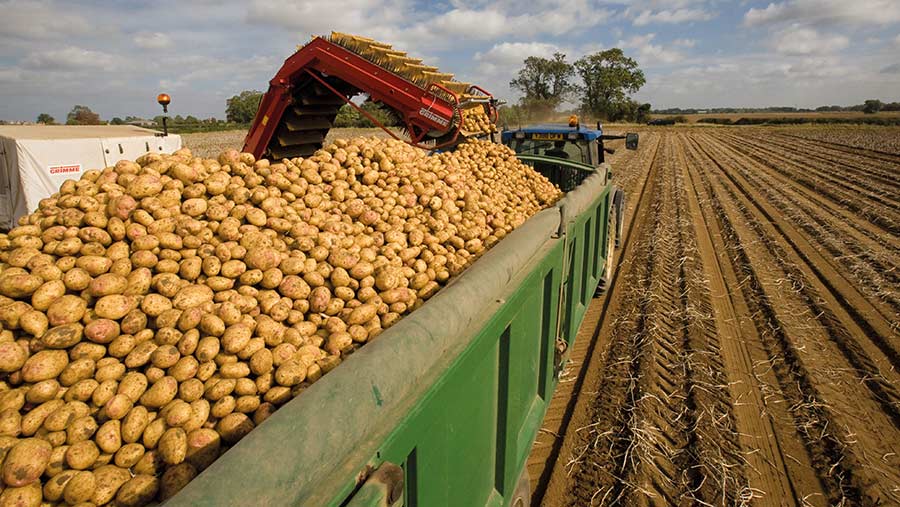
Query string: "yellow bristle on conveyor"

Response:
xmin=440 ymin=81 xmax=471 ymax=95
xmin=367 ymin=49 xmax=408 ymax=69
xmin=421 ymin=71 xmax=454 ymax=85
xmin=382 ymin=55 xmax=419 ymax=76
xmin=329 ymin=32 xmax=392 ymax=55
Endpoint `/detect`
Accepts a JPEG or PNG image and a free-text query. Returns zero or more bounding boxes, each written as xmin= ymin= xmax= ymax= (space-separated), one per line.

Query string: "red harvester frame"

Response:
xmin=243 ymin=37 xmax=478 ymax=158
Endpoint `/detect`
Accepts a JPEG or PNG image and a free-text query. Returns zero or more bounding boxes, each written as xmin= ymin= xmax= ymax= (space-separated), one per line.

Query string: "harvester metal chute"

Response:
xmin=243 ymin=32 xmax=500 ymax=160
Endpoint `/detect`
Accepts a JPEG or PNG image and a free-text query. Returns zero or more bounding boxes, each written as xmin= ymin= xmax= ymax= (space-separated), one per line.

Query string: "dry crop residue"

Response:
xmin=535 ymin=127 xmax=900 ymax=507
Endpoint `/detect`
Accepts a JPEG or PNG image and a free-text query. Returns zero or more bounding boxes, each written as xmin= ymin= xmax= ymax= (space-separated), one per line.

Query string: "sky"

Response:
xmin=1 ymin=0 xmax=899 ymax=122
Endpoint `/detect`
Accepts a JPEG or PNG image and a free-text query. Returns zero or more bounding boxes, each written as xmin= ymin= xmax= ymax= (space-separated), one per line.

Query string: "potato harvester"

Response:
xmin=243 ymin=32 xmax=500 ymax=160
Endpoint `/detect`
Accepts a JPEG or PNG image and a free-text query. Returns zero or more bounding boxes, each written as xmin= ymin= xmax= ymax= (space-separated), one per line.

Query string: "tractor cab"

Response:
xmin=501 ymin=119 xmax=638 ymax=167
xmin=501 ymin=119 xmax=638 ymax=191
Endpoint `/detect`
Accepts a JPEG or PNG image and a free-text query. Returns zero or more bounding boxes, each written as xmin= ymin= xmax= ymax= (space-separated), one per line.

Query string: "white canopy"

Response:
xmin=0 ymin=126 xmax=181 ymax=230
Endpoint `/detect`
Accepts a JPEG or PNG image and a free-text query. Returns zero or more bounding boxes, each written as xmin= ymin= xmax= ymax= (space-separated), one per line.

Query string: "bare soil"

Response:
xmin=533 ymin=127 xmax=900 ymax=507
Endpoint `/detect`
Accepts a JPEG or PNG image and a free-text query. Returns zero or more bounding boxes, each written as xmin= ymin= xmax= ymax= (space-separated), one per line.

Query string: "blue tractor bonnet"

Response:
xmin=501 ymin=123 xmax=603 ymax=142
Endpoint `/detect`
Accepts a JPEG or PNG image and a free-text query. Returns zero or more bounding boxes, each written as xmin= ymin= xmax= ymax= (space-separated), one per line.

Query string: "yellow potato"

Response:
xmin=115 ymin=474 xmax=158 ymax=507
xmin=158 ymin=427 xmax=187 ymax=465
xmin=0 ymin=342 xmax=28 ymax=372
xmin=21 ymin=350 xmax=68 ymax=383
xmin=0 ymin=482 xmax=42 ymax=507
xmin=140 ymin=376 xmax=178 ymax=408
xmin=66 ymin=440 xmax=100 ymax=470
xmin=63 ymin=470 xmax=96 ymax=505
xmin=91 ymin=464 xmax=131 ymax=505
xmin=1 ymin=437 xmax=52 ymax=487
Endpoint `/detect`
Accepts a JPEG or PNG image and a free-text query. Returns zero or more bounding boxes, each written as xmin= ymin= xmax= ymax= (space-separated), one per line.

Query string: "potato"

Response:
xmin=121 ymin=406 xmax=150 ymax=444
xmin=140 ymin=376 xmax=178 ymax=408
xmin=76 ymin=255 xmax=112 ymax=276
xmin=22 ymin=399 xmax=64 ymax=436
xmin=94 ymin=295 xmax=135 ymax=320
xmin=0 ymin=137 xmax=562 ymax=505
xmin=66 ymin=440 xmax=100 ymax=470
xmin=21 ymin=350 xmax=68 ymax=382
xmin=95 ymin=420 xmax=122 ymax=454
xmin=0 ymin=342 xmax=28 ymax=372
xmin=18 ymin=310 xmax=48 ymax=337
xmin=114 ymin=442 xmax=145 ymax=468
xmin=91 ymin=464 xmax=131 ymax=505
xmin=57 ymin=359 xmax=93 ymax=387
xmin=0 ymin=408 xmax=21 ymax=437
xmin=128 ymin=174 xmax=163 ymax=198
xmin=42 ymin=403 xmax=79 ymax=432
xmin=40 ymin=323 xmax=83 ymax=349
xmin=0 ymin=482 xmax=42 ymax=507
xmin=63 ymin=268 xmax=92 ymax=292
xmin=66 ymin=415 xmax=98 ymax=444
xmin=0 ymin=274 xmax=45 ymax=299
xmin=160 ymin=462 xmax=197 ymax=500
xmin=221 ymin=324 xmax=251 ymax=354
xmin=44 ymin=469 xmax=77 ymax=502
xmin=140 ymin=293 xmax=172 ymax=317
xmin=172 ymin=285 xmax=213 ymax=310
xmin=84 ymin=319 xmax=120 ymax=344
xmin=88 ymin=273 xmax=128 ymax=297
xmin=116 ymin=474 xmax=158 ymax=507
xmin=46 ymin=295 xmax=87 ymax=326
xmin=117 ymin=372 xmax=148 ymax=402
xmin=1 ymin=438 xmax=52 ymax=487
xmin=158 ymin=427 xmax=187 ymax=465
xmin=103 ymin=394 xmax=133 ymax=420
xmin=65 ymin=379 xmax=99 ymax=403
xmin=63 ymin=470 xmax=96 ymax=505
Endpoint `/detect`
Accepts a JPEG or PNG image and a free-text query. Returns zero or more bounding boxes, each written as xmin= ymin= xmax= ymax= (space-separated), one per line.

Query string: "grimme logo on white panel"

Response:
xmin=48 ymin=164 xmax=81 ymax=175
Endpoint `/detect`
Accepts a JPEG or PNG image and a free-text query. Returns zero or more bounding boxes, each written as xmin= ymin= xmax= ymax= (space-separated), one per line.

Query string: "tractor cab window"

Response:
xmin=509 ymin=138 xmax=590 ymax=165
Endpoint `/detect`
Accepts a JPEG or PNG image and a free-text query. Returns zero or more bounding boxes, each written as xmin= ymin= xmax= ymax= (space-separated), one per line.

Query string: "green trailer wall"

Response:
xmin=167 ymin=162 xmax=615 ymax=507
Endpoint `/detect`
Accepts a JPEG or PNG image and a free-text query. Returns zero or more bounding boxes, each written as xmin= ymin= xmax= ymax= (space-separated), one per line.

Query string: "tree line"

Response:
xmin=503 ymin=49 xmax=649 ymax=125
xmin=654 ymin=100 xmax=900 ymax=116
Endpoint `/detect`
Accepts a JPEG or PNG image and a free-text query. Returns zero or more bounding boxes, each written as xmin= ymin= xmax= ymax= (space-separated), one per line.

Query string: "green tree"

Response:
xmin=226 ymin=90 xmax=264 ymax=123
xmin=185 ymin=115 xmax=200 ymax=124
xmin=574 ymin=49 xmax=645 ymax=120
xmin=635 ymin=102 xmax=652 ymax=123
xmin=36 ymin=113 xmax=55 ymax=125
xmin=333 ymin=101 xmax=398 ymax=128
xmin=65 ymin=105 xmax=102 ymax=125
xmin=509 ymin=53 xmax=574 ymax=115
xmin=110 ymin=117 xmax=125 ymax=125
xmin=863 ymin=99 xmax=883 ymax=114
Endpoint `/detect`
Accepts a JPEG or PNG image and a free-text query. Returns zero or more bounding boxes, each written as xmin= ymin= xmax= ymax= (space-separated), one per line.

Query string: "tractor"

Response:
xmin=501 ymin=119 xmax=636 ymax=288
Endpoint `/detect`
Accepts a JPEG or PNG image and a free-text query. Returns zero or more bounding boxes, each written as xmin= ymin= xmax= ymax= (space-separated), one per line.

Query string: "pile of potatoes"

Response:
xmin=461 ymin=107 xmax=497 ymax=135
xmin=0 ymin=137 xmax=560 ymax=506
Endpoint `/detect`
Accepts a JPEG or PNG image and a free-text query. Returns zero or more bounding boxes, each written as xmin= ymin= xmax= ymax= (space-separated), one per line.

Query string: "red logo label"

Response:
xmin=49 ymin=164 xmax=81 ymax=175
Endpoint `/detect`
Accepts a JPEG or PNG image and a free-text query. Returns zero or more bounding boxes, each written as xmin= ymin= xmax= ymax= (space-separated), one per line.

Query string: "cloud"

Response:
xmin=633 ymin=8 xmax=714 ymax=26
xmin=881 ymin=63 xmax=900 ymax=74
xmin=617 ymin=34 xmax=686 ymax=64
xmin=744 ymin=0 xmax=900 ymax=27
xmin=134 ymin=32 xmax=173 ymax=49
xmin=22 ymin=46 xmax=119 ymax=70
xmin=0 ymin=0 xmax=91 ymax=40
xmin=771 ymin=25 xmax=849 ymax=55
xmin=474 ymin=42 xmax=564 ymax=75
xmin=246 ymin=0 xmax=612 ymax=50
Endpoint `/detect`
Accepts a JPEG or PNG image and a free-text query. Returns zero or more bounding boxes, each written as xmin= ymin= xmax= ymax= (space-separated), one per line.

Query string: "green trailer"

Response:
xmin=167 ymin=155 xmax=622 ymax=507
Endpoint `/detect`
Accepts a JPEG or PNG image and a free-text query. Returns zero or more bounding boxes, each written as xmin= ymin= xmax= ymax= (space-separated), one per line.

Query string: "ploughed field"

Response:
xmin=533 ymin=127 xmax=900 ymax=506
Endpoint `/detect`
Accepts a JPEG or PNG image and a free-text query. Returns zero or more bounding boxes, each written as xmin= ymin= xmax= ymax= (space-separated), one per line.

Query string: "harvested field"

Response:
xmin=533 ymin=127 xmax=900 ymax=506
xmin=181 ymin=127 xmax=399 ymax=159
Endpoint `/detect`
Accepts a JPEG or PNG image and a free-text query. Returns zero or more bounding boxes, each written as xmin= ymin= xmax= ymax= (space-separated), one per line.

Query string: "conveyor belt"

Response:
xmin=267 ymin=74 xmax=358 ymax=160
